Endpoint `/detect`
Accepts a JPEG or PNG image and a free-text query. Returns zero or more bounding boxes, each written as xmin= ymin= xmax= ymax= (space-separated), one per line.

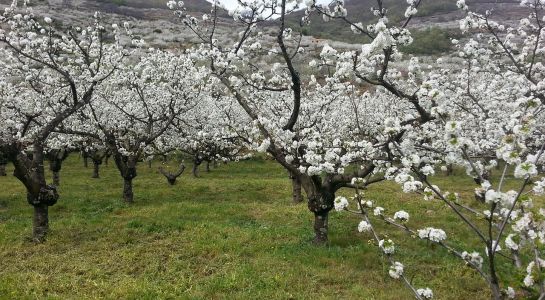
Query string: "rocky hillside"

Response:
xmin=0 ymin=0 xmax=531 ymax=55
xmin=285 ymin=0 xmax=528 ymax=54
xmin=0 ymin=0 xmax=238 ymax=48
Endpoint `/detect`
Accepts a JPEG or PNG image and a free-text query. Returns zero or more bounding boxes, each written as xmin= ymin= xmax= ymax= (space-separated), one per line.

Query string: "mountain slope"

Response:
xmin=287 ymin=0 xmax=525 ymax=43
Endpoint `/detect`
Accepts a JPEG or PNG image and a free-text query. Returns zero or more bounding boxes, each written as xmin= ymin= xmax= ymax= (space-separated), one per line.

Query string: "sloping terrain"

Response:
xmin=0 ymin=0 xmax=531 ymax=54
xmin=286 ymin=0 xmax=527 ymax=50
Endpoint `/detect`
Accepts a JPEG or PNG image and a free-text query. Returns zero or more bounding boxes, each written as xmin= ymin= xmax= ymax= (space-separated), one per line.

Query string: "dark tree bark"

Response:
xmin=123 ymin=178 xmax=133 ymax=203
xmin=33 ymin=204 xmax=49 ymax=242
xmin=313 ymin=211 xmax=329 ymax=244
xmin=148 ymin=159 xmax=152 ymax=169
xmin=192 ymin=156 xmax=202 ymax=178
xmin=445 ymin=164 xmax=453 ymax=176
xmin=0 ymin=151 xmax=7 ymax=176
xmin=47 ymin=149 xmax=69 ymax=187
xmin=92 ymin=161 xmax=100 ymax=178
xmin=113 ymin=152 xmax=138 ymax=203
xmin=205 ymin=160 xmax=211 ymax=172
xmin=300 ymin=174 xmax=336 ymax=245
xmin=159 ymin=163 xmax=185 ymax=185
xmin=289 ymin=172 xmax=303 ymax=203
xmin=4 ymin=143 xmax=59 ymax=242
xmin=52 ymin=171 xmax=60 ymax=186
xmin=82 ymin=150 xmax=89 ymax=168
xmin=88 ymin=149 xmax=108 ymax=178
xmin=104 ymin=153 xmax=110 ymax=166
xmin=192 ymin=164 xmax=199 ymax=177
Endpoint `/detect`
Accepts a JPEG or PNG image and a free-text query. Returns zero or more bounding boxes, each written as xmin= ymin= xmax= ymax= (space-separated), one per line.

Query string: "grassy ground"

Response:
xmin=0 ymin=156 xmax=527 ymax=299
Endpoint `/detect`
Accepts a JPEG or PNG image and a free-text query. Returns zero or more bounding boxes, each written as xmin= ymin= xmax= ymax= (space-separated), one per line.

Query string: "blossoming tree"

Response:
xmin=74 ymin=49 xmax=209 ymax=203
xmin=308 ymin=0 xmax=545 ymax=298
xmin=0 ymin=1 xmax=133 ymax=242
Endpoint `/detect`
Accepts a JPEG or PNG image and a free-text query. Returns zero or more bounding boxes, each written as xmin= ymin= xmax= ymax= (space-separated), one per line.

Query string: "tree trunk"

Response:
xmin=48 ymin=157 xmax=63 ymax=187
xmin=83 ymin=155 xmax=88 ymax=168
xmin=291 ymin=174 xmax=303 ymax=204
xmin=8 ymin=143 xmax=59 ymax=243
xmin=192 ymin=163 xmax=199 ymax=177
xmin=313 ymin=211 xmax=329 ymax=244
xmin=52 ymin=171 xmax=60 ymax=186
xmin=92 ymin=162 xmax=100 ymax=178
xmin=0 ymin=164 xmax=6 ymax=176
xmin=32 ymin=204 xmax=49 ymax=243
xmin=123 ymin=178 xmax=133 ymax=203
xmin=148 ymin=160 xmax=152 ymax=168
xmin=489 ymin=282 xmax=501 ymax=300
xmin=206 ymin=161 xmax=210 ymax=172
xmin=446 ymin=164 xmax=453 ymax=176
xmin=301 ymin=174 xmax=335 ymax=245
xmin=112 ymin=152 xmax=138 ymax=202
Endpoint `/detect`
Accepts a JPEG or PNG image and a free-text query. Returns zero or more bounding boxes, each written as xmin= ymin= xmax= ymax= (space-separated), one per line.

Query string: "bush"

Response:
xmin=401 ymin=27 xmax=459 ymax=55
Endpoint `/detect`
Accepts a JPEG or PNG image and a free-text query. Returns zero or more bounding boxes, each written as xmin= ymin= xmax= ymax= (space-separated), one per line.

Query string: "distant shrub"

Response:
xmin=401 ymin=27 xmax=459 ymax=55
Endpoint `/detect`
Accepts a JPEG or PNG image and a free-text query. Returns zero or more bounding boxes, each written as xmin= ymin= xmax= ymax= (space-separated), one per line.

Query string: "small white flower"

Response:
xmin=334 ymin=196 xmax=349 ymax=212
xmin=524 ymin=274 xmax=534 ymax=287
xmin=505 ymin=234 xmax=519 ymax=251
xmin=357 ymin=220 xmax=371 ymax=233
xmin=514 ymin=162 xmax=538 ymax=178
xmin=417 ymin=288 xmax=433 ymax=299
xmin=379 ymin=239 xmax=395 ymax=254
xmin=388 ymin=262 xmax=404 ymax=279
xmin=374 ymin=207 xmax=384 ymax=216
xmin=462 ymin=251 xmax=483 ymax=268
xmin=418 ymin=227 xmax=447 ymax=242
xmin=393 ymin=210 xmax=410 ymax=222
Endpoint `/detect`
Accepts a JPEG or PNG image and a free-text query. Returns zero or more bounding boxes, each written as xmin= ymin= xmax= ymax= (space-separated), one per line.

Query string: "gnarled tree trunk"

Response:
xmin=82 ymin=150 xmax=89 ymax=168
xmin=0 ymin=151 xmax=7 ymax=176
xmin=289 ymin=171 xmax=303 ymax=203
xmin=48 ymin=149 xmax=69 ymax=187
xmin=159 ymin=164 xmax=185 ymax=185
xmin=123 ymin=178 xmax=133 ymax=203
xmin=192 ymin=156 xmax=202 ymax=178
xmin=113 ymin=152 xmax=138 ymax=203
xmin=92 ymin=161 xmax=100 ymax=178
xmin=9 ymin=143 xmax=59 ymax=242
xmin=89 ymin=150 xmax=107 ymax=179
xmin=300 ymin=174 xmax=335 ymax=245
xmin=33 ymin=204 xmax=49 ymax=242
xmin=52 ymin=171 xmax=60 ymax=186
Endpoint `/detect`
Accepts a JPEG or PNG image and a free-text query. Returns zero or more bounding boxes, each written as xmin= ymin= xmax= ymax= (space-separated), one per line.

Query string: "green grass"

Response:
xmin=0 ymin=156 xmax=527 ymax=299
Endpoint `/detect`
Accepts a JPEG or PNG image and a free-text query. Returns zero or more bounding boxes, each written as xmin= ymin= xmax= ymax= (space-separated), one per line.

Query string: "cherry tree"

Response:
xmin=44 ymin=134 xmax=73 ymax=186
xmin=74 ymin=49 xmax=209 ymax=203
xmin=86 ymin=142 xmax=110 ymax=179
xmin=0 ymin=1 xmax=133 ymax=242
xmin=306 ymin=0 xmax=545 ymax=298
xmin=169 ymin=92 xmax=250 ymax=178
xmin=168 ymin=0 xmax=398 ymax=244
